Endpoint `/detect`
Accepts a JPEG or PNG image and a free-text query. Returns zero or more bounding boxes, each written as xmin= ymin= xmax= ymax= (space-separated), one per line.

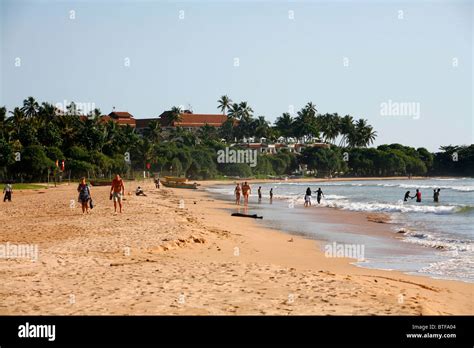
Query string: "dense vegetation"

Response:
xmin=0 ymin=97 xmax=472 ymax=182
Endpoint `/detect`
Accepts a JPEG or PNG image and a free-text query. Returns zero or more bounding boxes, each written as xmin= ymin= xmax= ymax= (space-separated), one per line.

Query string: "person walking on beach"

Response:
xmin=316 ymin=188 xmax=325 ymax=204
xmin=304 ymin=187 xmax=312 ymax=207
xmin=110 ymin=174 xmax=125 ymax=213
xmin=258 ymin=186 xmax=262 ymax=202
xmin=242 ymin=182 xmax=251 ymax=205
xmin=234 ymin=183 xmax=241 ymax=205
xmin=433 ymin=188 xmax=440 ymax=203
xmin=414 ymin=189 xmax=422 ymax=203
xmin=3 ymin=182 xmax=13 ymax=202
xmin=77 ymin=177 xmax=92 ymax=214
xmin=269 ymin=188 xmax=273 ymax=203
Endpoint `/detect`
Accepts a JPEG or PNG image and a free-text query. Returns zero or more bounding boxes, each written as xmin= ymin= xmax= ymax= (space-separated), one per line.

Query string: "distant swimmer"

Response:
xmin=415 ymin=189 xmax=422 ymax=203
xmin=316 ymin=188 xmax=325 ymax=204
xmin=258 ymin=186 xmax=262 ymax=201
xmin=242 ymin=182 xmax=251 ymax=205
xmin=234 ymin=183 xmax=241 ymax=205
xmin=304 ymin=187 xmax=312 ymax=207
xmin=403 ymin=191 xmax=412 ymax=201
xmin=433 ymin=188 xmax=440 ymax=203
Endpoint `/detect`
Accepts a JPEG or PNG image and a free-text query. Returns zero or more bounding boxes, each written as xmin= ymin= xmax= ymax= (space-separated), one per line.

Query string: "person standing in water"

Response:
xmin=77 ymin=177 xmax=92 ymax=214
xmin=304 ymin=187 xmax=312 ymax=207
xmin=414 ymin=189 xmax=422 ymax=202
xmin=242 ymin=181 xmax=251 ymax=205
xmin=258 ymin=186 xmax=262 ymax=202
xmin=433 ymin=188 xmax=440 ymax=203
xmin=316 ymin=187 xmax=325 ymax=204
xmin=234 ymin=183 xmax=241 ymax=205
xmin=269 ymin=188 xmax=273 ymax=203
xmin=404 ymin=191 xmax=413 ymax=201
xmin=110 ymin=174 xmax=125 ymax=213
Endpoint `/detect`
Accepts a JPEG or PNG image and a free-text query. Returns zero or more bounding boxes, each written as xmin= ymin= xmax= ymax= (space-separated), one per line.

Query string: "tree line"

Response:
xmin=0 ymin=96 xmax=472 ymax=182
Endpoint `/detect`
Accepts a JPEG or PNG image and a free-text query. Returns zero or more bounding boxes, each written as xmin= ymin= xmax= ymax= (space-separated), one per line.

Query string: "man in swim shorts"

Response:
xmin=110 ymin=174 xmax=125 ymax=213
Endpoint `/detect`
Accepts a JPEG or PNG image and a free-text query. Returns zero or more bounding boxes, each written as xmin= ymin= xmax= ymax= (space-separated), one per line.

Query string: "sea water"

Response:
xmin=208 ymin=178 xmax=474 ymax=283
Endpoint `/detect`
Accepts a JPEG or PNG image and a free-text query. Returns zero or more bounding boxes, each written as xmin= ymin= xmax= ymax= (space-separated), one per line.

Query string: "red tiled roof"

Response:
xmin=102 ymin=113 xmax=136 ymax=127
xmin=173 ymin=114 xmax=227 ymax=127
xmin=136 ymin=118 xmax=159 ymax=128
xmin=109 ymin=111 xmax=134 ymax=119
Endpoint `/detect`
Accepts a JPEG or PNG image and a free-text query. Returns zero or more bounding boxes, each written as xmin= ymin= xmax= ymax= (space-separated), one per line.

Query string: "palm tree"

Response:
xmin=338 ymin=115 xmax=354 ymax=147
xmin=145 ymin=120 xmax=163 ymax=143
xmin=253 ymin=116 xmax=270 ymax=138
xmin=347 ymin=119 xmax=377 ymax=148
xmin=274 ymin=113 xmax=294 ymax=137
xmin=9 ymin=107 xmax=25 ymax=139
xmin=305 ymin=102 xmax=318 ymax=116
xmin=319 ymin=113 xmax=340 ymax=144
xmin=168 ymin=106 xmax=183 ymax=126
xmin=238 ymin=101 xmax=254 ymax=120
xmin=227 ymin=103 xmax=241 ymax=119
xmin=217 ymin=95 xmax=232 ymax=115
xmin=21 ymin=96 xmax=39 ymax=119
xmin=37 ymin=102 xmax=57 ymax=126
xmin=293 ymin=107 xmax=319 ymax=139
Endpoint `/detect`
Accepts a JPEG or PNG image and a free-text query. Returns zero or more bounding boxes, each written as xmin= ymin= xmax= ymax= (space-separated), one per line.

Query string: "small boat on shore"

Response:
xmin=162 ymin=177 xmax=198 ymax=189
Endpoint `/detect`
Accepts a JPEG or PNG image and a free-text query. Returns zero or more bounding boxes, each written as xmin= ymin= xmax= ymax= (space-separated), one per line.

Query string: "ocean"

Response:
xmin=207 ymin=178 xmax=474 ymax=283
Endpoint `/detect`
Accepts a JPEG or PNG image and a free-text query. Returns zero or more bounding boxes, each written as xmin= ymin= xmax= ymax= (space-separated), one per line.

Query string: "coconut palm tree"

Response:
xmin=168 ymin=106 xmax=183 ymax=126
xmin=217 ymin=95 xmax=232 ymax=115
xmin=293 ymin=107 xmax=319 ymax=139
xmin=238 ymin=101 xmax=253 ymax=120
xmin=274 ymin=113 xmax=294 ymax=137
xmin=253 ymin=116 xmax=271 ymax=138
xmin=319 ymin=113 xmax=340 ymax=144
xmin=9 ymin=107 xmax=25 ymax=140
xmin=37 ymin=102 xmax=57 ymax=126
xmin=145 ymin=120 xmax=163 ymax=143
xmin=338 ymin=115 xmax=354 ymax=147
xmin=227 ymin=103 xmax=241 ymax=119
xmin=305 ymin=102 xmax=318 ymax=116
xmin=21 ymin=96 xmax=39 ymax=119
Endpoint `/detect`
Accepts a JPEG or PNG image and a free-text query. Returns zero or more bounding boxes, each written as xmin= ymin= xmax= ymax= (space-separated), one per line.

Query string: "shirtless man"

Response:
xmin=110 ymin=174 xmax=125 ymax=213
xmin=242 ymin=181 xmax=251 ymax=205
xmin=234 ymin=183 xmax=241 ymax=205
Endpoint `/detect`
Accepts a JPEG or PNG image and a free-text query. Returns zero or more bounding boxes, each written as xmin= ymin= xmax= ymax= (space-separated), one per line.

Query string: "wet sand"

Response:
xmin=0 ymin=180 xmax=472 ymax=315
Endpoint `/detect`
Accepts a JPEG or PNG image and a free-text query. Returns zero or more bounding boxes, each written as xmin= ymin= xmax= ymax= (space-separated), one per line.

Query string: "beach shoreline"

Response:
xmin=0 ymin=179 xmax=472 ymax=315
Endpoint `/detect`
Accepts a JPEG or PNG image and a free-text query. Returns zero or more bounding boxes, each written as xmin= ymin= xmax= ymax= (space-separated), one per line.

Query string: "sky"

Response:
xmin=0 ymin=0 xmax=472 ymax=152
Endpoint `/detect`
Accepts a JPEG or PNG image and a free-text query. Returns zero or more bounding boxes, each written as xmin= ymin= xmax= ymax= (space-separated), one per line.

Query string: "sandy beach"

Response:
xmin=0 ymin=179 xmax=472 ymax=315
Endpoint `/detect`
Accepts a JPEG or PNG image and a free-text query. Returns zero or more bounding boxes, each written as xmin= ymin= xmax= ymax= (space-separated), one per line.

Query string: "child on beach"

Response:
xmin=77 ymin=177 xmax=92 ymax=214
xmin=3 ymin=182 xmax=12 ymax=202
xmin=234 ymin=183 xmax=241 ymax=205
xmin=136 ymin=186 xmax=147 ymax=196
xmin=110 ymin=174 xmax=125 ymax=213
